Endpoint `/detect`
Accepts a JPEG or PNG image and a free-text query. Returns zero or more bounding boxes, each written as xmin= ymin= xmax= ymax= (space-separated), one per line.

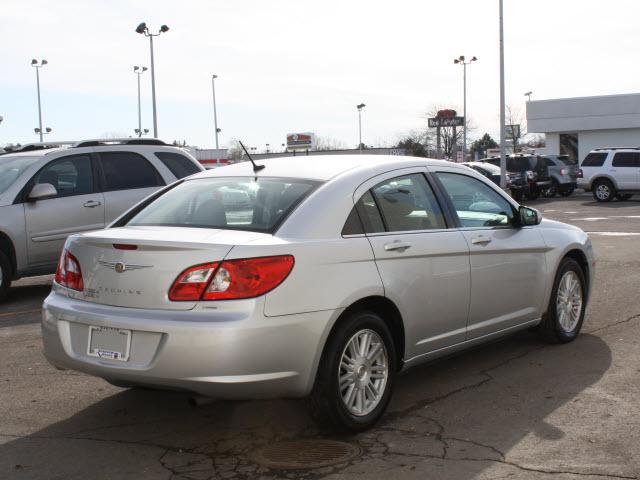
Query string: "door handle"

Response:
xmin=384 ymin=241 xmax=412 ymax=252
xmin=83 ymin=200 xmax=102 ymax=208
xmin=471 ymin=236 xmax=492 ymax=245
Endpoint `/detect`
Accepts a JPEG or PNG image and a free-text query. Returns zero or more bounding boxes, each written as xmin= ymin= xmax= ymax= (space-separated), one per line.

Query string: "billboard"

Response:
xmin=286 ymin=132 xmax=316 ymax=151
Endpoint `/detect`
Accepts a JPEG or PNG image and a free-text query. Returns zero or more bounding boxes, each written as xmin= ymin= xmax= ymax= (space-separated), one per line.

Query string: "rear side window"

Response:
xmin=127 ymin=177 xmax=318 ymax=233
xmin=99 ymin=152 xmax=164 ymax=191
xmin=155 ymin=151 xmax=201 ymax=179
xmin=343 ymin=191 xmax=386 ymax=235
xmin=612 ymin=152 xmax=640 ymax=167
xmin=581 ymin=152 xmax=608 ymax=167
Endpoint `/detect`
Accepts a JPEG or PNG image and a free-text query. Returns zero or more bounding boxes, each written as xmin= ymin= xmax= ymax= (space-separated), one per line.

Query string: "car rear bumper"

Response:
xmin=41 ymin=289 xmax=336 ymax=399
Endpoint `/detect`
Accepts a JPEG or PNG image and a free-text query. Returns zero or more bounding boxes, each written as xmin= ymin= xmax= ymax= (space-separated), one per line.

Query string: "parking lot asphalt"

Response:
xmin=1 ymin=193 xmax=640 ymax=480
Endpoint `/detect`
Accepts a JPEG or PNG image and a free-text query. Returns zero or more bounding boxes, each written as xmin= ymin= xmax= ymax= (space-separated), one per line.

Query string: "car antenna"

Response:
xmin=238 ymin=141 xmax=265 ymax=172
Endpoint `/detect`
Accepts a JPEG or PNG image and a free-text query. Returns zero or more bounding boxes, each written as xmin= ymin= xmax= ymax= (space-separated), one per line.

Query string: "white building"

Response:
xmin=526 ymin=93 xmax=640 ymax=163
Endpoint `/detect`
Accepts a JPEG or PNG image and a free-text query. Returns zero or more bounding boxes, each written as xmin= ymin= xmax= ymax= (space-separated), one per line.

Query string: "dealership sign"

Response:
xmin=286 ymin=132 xmax=316 ymax=151
xmin=428 ymin=116 xmax=465 ymax=128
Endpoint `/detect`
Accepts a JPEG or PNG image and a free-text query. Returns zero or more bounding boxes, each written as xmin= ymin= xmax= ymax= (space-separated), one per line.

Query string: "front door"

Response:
xmin=25 ymin=153 xmax=105 ymax=268
xmin=354 ymin=169 xmax=470 ymax=360
xmin=431 ymin=169 xmax=548 ymax=339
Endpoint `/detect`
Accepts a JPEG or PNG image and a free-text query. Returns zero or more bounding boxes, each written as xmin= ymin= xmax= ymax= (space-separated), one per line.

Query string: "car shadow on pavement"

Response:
xmin=1 ymin=330 xmax=612 ymax=479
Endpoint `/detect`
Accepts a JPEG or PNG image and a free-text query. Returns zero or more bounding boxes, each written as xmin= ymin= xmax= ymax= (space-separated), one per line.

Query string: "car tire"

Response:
xmin=309 ymin=310 xmax=396 ymax=432
xmin=559 ymin=187 xmax=574 ymax=197
xmin=511 ymin=189 xmax=524 ymax=202
xmin=0 ymin=251 xmax=12 ymax=302
xmin=592 ymin=179 xmax=615 ymax=202
xmin=526 ymin=189 xmax=540 ymax=201
xmin=616 ymin=194 xmax=633 ymax=201
xmin=538 ymin=258 xmax=587 ymax=344
xmin=544 ymin=180 xmax=558 ymax=198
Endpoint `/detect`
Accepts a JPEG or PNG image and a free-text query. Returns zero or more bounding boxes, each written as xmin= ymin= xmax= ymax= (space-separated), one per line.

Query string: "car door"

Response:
xmin=353 ymin=169 xmax=470 ymax=360
xmin=430 ymin=167 xmax=548 ymax=339
xmin=610 ymin=152 xmax=640 ymax=189
xmin=24 ymin=153 xmax=105 ymax=268
xmin=96 ymin=151 xmax=166 ymax=224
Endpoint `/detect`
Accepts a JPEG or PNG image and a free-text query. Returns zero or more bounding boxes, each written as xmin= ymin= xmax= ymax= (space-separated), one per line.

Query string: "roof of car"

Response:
xmin=192 ymin=155 xmax=454 ymax=181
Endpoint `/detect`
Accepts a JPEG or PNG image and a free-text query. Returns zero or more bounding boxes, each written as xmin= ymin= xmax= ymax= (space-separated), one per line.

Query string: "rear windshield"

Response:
xmin=474 ymin=162 xmax=501 ymax=174
xmin=508 ymin=157 xmax=534 ymax=172
xmin=126 ymin=177 xmax=320 ymax=233
xmin=0 ymin=155 xmax=40 ymax=195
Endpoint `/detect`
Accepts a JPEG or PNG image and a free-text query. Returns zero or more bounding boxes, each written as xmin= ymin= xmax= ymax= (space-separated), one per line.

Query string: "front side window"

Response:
xmin=99 ymin=152 xmax=164 ymax=191
xmin=127 ymin=177 xmax=318 ymax=233
xmin=155 ymin=151 xmax=201 ymax=179
xmin=581 ymin=152 xmax=607 ymax=167
xmin=31 ymin=154 xmax=93 ymax=198
xmin=612 ymin=152 xmax=640 ymax=167
xmin=371 ymin=174 xmax=446 ymax=232
xmin=436 ymin=172 xmax=514 ymax=228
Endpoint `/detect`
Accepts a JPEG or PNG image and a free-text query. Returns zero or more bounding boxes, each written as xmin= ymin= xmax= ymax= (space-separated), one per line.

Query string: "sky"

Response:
xmin=1 ymin=0 xmax=639 ymax=151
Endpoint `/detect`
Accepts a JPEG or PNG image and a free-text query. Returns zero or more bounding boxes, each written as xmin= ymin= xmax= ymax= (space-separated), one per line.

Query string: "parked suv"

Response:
xmin=479 ymin=154 xmax=551 ymax=201
xmin=540 ymin=154 xmax=577 ymax=197
xmin=0 ymin=138 xmax=203 ymax=300
xmin=578 ymin=148 xmax=640 ymax=202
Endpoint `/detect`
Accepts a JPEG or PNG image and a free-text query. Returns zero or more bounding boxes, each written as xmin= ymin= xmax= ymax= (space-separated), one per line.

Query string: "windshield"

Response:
xmin=127 ymin=176 xmax=320 ymax=233
xmin=0 ymin=155 xmax=40 ymax=195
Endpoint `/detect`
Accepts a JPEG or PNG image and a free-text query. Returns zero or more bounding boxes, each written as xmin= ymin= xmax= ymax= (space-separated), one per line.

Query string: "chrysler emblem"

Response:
xmin=98 ymin=260 xmax=152 ymax=273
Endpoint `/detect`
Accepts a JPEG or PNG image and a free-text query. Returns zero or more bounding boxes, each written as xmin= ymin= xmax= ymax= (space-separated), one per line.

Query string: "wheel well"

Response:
xmin=564 ymin=249 xmax=590 ymax=295
xmin=591 ymin=176 xmax=616 ymax=189
xmin=0 ymin=232 xmax=16 ymax=278
xmin=332 ymin=296 xmax=406 ymax=371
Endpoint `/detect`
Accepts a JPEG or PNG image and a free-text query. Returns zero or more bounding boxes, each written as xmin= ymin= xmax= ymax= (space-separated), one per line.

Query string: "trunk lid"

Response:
xmin=66 ymin=226 xmax=269 ymax=310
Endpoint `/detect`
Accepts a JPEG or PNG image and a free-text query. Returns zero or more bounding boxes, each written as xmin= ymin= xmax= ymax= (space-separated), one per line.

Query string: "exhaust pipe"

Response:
xmin=188 ymin=394 xmax=216 ymax=407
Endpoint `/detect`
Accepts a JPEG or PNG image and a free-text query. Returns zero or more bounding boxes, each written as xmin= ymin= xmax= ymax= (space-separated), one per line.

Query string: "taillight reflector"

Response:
xmin=54 ymin=249 xmax=84 ymax=291
xmin=577 ymin=168 xmax=583 ymax=179
xmin=113 ymin=243 xmax=138 ymax=250
xmin=168 ymin=255 xmax=294 ymax=302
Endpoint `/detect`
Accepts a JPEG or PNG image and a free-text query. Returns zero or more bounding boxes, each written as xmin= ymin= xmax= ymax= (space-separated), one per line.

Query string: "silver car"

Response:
xmin=41 ymin=155 xmax=594 ymax=431
xmin=0 ymin=139 xmax=203 ymax=301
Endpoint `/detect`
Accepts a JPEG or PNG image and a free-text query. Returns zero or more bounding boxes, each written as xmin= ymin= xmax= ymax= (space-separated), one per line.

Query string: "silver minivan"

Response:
xmin=0 ymin=138 xmax=203 ymax=300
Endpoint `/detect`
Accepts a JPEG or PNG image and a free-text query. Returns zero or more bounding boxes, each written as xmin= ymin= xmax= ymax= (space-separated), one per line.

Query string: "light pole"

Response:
xmin=524 ymin=91 xmax=532 ymax=102
xmin=133 ymin=66 xmax=147 ymax=137
xmin=499 ymin=0 xmax=507 ymax=189
xmin=357 ymin=103 xmax=366 ymax=152
xmin=135 ymin=22 xmax=169 ymax=138
xmin=454 ymin=55 xmax=477 ymax=162
xmin=31 ymin=59 xmax=48 ymax=142
xmin=211 ymin=74 xmax=221 ymax=149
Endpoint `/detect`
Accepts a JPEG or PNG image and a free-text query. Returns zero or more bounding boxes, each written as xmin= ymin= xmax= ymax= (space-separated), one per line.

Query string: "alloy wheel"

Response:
xmin=556 ymin=270 xmax=583 ymax=333
xmin=595 ymin=184 xmax=610 ymax=200
xmin=338 ymin=329 xmax=389 ymax=417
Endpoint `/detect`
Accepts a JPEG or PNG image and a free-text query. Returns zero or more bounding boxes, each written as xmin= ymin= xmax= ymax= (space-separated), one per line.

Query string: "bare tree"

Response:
xmin=505 ymin=105 xmax=526 ymax=152
xmin=227 ymin=138 xmax=246 ymax=161
xmin=315 ymin=135 xmax=348 ymax=151
xmin=423 ymin=105 xmax=475 ymax=159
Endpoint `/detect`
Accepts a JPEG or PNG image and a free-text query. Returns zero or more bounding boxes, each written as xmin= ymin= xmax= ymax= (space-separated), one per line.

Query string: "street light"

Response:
xmin=31 ymin=59 xmax=48 ymax=142
xmin=357 ymin=103 xmax=366 ymax=152
xmin=133 ymin=66 xmax=148 ymax=137
xmin=135 ymin=22 xmax=169 ymax=138
xmin=211 ymin=74 xmax=221 ymax=149
xmin=524 ymin=91 xmax=533 ymax=102
xmin=498 ymin=0 xmax=507 ymax=189
xmin=134 ymin=128 xmax=149 ymax=136
xmin=453 ymin=55 xmax=477 ymax=162
xmin=34 ymin=127 xmax=52 ymax=135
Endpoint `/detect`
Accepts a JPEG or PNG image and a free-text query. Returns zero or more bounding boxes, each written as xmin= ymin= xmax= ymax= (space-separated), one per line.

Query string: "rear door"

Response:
xmin=610 ymin=152 xmax=640 ymax=189
xmin=96 ymin=151 xmax=166 ymax=224
xmin=354 ymin=169 xmax=470 ymax=359
xmin=430 ymin=167 xmax=548 ymax=339
xmin=24 ymin=153 xmax=105 ymax=268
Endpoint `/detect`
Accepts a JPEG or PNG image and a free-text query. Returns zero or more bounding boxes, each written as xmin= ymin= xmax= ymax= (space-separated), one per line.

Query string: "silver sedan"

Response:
xmin=41 ymin=155 xmax=594 ymax=431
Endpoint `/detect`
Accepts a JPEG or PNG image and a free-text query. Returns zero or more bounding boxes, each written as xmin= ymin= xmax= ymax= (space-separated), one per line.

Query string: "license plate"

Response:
xmin=87 ymin=326 xmax=131 ymax=362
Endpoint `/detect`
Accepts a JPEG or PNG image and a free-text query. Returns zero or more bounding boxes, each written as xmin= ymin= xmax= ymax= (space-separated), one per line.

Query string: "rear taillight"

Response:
xmin=560 ymin=168 xmax=568 ymax=175
xmin=169 ymin=255 xmax=294 ymax=301
xmin=54 ymin=249 xmax=84 ymax=291
xmin=577 ymin=168 xmax=583 ymax=178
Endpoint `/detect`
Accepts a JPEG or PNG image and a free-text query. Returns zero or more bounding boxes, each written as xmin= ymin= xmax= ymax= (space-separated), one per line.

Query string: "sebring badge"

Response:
xmin=98 ymin=261 xmax=152 ymax=273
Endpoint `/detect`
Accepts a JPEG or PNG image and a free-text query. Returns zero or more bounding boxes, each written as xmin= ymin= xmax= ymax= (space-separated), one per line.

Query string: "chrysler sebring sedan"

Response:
xmin=42 ymin=155 xmax=594 ymax=431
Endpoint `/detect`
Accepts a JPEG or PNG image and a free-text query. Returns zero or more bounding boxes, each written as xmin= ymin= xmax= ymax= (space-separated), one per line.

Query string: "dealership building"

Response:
xmin=526 ymin=93 xmax=640 ymax=163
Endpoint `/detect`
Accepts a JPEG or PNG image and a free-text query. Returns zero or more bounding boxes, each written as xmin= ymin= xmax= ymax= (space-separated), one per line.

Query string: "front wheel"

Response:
xmin=538 ymin=258 xmax=586 ymax=343
xmin=310 ymin=311 xmax=396 ymax=432
xmin=616 ymin=193 xmax=633 ymax=201
xmin=0 ymin=251 xmax=12 ymax=302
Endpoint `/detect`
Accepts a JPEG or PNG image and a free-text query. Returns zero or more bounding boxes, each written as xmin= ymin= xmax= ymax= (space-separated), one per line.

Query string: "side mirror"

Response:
xmin=519 ymin=205 xmax=542 ymax=226
xmin=28 ymin=183 xmax=57 ymax=202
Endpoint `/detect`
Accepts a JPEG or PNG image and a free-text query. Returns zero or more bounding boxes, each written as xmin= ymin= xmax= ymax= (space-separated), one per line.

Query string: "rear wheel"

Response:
xmin=310 ymin=311 xmax=396 ymax=432
xmin=616 ymin=193 xmax=633 ymax=201
xmin=538 ymin=258 xmax=586 ymax=343
xmin=0 ymin=251 xmax=12 ymax=302
xmin=559 ymin=186 xmax=574 ymax=197
xmin=592 ymin=179 xmax=615 ymax=202
xmin=543 ymin=180 xmax=559 ymax=197
xmin=511 ymin=189 xmax=524 ymax=202
xmin=526 ymin=188 xmax=540 ymax=200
